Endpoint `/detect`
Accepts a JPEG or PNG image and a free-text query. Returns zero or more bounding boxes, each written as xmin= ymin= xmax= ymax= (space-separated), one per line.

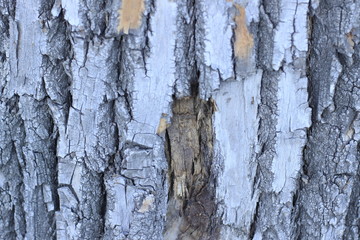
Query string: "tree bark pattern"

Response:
xmin=0 ymin=0 xmax=359 ymax=239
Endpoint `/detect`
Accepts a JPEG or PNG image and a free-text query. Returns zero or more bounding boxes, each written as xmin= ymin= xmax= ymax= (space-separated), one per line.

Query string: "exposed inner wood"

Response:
xmin=164 ymin=96 xmax=219 ymax=240
xmin=157 ymin=113 xmax=169 ymax=134
xmin=234 ymin=4 xmax=254 ymax=59
xmin=346 ymin=31 xmax=355 ymax=48
xmin=117 ymin=0 xmax=145 ymax=34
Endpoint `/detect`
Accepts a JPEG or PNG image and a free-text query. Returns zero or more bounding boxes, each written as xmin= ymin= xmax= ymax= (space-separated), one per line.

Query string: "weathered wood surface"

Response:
xmin=0 ymin=0 xmax=359 ymax=239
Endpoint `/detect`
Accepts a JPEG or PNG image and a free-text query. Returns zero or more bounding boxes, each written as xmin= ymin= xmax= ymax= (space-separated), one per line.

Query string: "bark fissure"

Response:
xmin=99 ymin=172 xmax=107 ymax=237
xmin=249 ymin=199 xmax=260 ymax=240
xmin=164 ymin=94 xmax=219 ymax=240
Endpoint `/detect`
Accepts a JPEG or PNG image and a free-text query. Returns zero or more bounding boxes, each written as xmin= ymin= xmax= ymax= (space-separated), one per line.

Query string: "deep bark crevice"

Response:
xmin=99 ymin=172 xmax=107 ymax=237
xmin=164 ymin=94 xmax=219 ymax=240
xmin=249 ymin=199 xmax=260 ymax=240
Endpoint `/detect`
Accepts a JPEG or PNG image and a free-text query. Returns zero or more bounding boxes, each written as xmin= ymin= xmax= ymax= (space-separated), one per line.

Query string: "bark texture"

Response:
xmin=0 ymin=0 xmax=359 ymax=239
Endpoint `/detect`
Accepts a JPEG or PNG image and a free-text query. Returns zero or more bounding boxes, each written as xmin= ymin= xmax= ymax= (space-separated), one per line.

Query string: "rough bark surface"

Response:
xmin=0 ymin=0 xmax=359 ymax=239
xmin=164 ymin=96 xmax=218 ymax=240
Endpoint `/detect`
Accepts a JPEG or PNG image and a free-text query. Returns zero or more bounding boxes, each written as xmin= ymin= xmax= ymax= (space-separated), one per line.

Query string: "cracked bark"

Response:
xmin=0 ymin=0 xmax=359 ymax=239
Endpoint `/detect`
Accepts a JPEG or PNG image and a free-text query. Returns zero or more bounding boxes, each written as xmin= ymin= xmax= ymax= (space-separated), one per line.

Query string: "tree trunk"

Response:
xmin=0 ymin=0 xmax=359 ymax=239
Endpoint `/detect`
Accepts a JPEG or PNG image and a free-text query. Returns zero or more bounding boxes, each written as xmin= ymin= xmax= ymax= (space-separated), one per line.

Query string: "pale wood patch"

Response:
xmin=117 ymin=0 xmax=145 ymax=34
xmin=234 ymin=4 xmax=254 ymax=59
xmin=156 ymin=114 xmax=169 ymax=134
xmin=138 ymin=195 xmax=155 ymax=213
xmin=346 ymin=31 xmax=355 ymax=48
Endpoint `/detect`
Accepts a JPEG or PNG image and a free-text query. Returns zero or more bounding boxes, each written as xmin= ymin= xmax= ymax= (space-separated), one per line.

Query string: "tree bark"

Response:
xmin=0 ymin=0 xmax=359 ymax=239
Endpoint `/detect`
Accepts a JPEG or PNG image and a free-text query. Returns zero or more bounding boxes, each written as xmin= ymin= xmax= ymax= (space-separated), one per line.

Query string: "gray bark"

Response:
xmin=0 ymin=0 xmax=359 ymax=239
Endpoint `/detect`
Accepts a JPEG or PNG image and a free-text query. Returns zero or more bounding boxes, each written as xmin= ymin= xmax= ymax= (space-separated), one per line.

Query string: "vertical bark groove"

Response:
xmin=164 ymin=95 xmax=219 ymax=240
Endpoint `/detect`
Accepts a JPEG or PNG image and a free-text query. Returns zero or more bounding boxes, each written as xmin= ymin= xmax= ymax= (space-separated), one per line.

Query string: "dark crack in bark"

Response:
xmin=164 ymin=95 xmax=219 ymax=240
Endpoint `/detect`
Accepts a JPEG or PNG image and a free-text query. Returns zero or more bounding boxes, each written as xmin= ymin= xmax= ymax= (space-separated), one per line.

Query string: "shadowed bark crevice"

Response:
xmin=164 ymin=93 xmax=219 ymax=240
xmin=249 ymin=199 xmax=260 ymax=240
